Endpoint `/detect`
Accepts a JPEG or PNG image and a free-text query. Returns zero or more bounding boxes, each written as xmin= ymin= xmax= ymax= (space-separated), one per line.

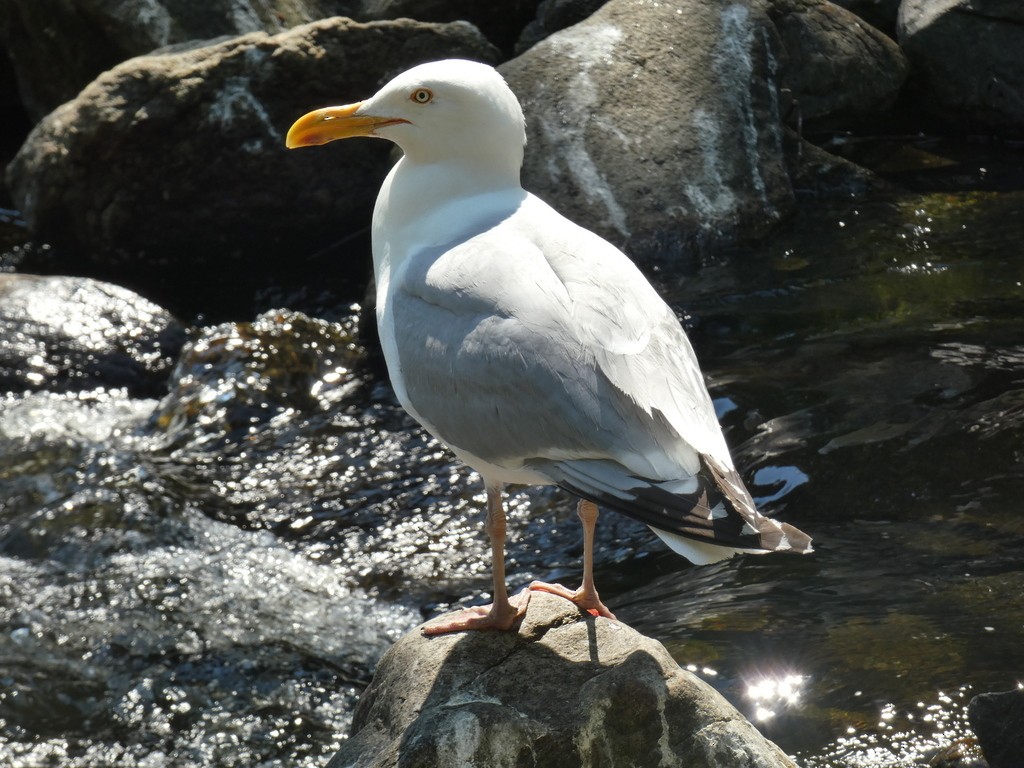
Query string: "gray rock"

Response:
xmin=0 ymin=0 xmax=358 ymax=122
xmin=5 ymin=17 xmax=499 ymax=318
xmin=502 ymin=0 xmax=796 ymax=267
xmin=506 ymin=0 xmax=901 ymax=269
xmin=327 ymin=592 xmax=797 ymax=768
xmin=897 ymin=0 xmax=1024 ymax=134
xmin=0 ymin=274 xmax=185 ymax=396
xmin=968 ymin=689 xmax=1024 ymax=768
xmin=769 ymin=0 xmax=907 ymax=128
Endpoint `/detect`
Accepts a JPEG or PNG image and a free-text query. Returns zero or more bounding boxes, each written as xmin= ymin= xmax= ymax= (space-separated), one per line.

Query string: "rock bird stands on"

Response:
xmin=287 ymin=59 xmax=812 ymax=634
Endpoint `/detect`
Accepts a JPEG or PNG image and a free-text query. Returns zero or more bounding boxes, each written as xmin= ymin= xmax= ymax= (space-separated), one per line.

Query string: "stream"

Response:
xmin=1 ymin=137 xmax=1023 ymax=766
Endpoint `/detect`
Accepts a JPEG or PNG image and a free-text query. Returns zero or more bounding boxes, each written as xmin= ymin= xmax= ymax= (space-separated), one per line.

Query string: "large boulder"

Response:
xmin=516 ymin=0 xmax=907 ymax=129
xmin=0 ymin=274 xmax=186 ymax=397
xmin=502 ymin=0 xmax=797 ymax=267
xmin=897 ymin=0 xmax=1024 ymax=134
xmin=0 ymin=0 xmax=358 ymax=122
xmin=503 ymin=0 xmax=897 ymax=267
xmin=328 ymin=592 xmax=797 ymax=768
xmin=4 ymin=17 xmax=499 ymax=320
xmin=768 ymin=0 xmax=907 ymax=129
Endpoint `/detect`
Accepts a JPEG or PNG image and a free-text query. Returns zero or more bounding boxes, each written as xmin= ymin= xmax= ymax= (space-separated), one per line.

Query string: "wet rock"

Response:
xmin=769 ymin=0 xmax=907 ymax=129
xmin=0 ymin=274 xmax=185 ymax=397
xmin=150 ymin=309 xmax=363 ymax=449
xmin=897 ymin=0 xmax=1024 ymax=135
xmin=968 ymin=689 xmax=1024 ymax=768
xmin=4 ymin=17 xmax=499 ymax=320
xmin=328 ymin=591 xmax=797 ymax=768
xmin=0 ymin=0 xmax=358 ymax=121
xmin=502 ymin=0 xmax=796 ymax=267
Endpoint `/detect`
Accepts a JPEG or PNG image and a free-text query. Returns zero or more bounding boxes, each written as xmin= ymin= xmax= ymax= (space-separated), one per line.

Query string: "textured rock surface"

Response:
xmin=327 ymin=592 xmax=797 ymax=768
xmin=0 ymin=274 xmax=185 ymax=396
xmin=897 ymin=0 xmax=1024 ymax=133
xmin=502 ymin=0 xmax=796 ymax=267
xmin=4 ymin=17 xmax=499 ymax=318
xmin=0 ymin=0 xmax=359 ymax=121
xmin=968 ymin=689 xmax=1024 ymax=768
xmin=769 ymin=0 xmax=907 ymax=128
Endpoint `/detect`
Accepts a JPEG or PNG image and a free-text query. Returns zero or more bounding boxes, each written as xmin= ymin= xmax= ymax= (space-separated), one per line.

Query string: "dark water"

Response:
xmin=1 ymin=144 xmax=1023 ymax=766
xmin=637 ymin=183 xmax=1024 ymax=763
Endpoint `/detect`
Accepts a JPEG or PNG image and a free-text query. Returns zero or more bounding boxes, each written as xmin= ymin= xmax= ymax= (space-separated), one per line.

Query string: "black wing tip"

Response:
xmin=553 ymin=477 xmax=766 ymax=551
xmin=548 ymin=458 xmax=813 ymax=556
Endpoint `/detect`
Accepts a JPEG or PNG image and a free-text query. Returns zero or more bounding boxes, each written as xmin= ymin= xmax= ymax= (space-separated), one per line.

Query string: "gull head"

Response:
xmin=286 ymin=59 xmax=526 ymax=174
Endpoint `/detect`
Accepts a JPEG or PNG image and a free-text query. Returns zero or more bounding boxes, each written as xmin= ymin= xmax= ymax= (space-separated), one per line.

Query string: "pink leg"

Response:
xmin=530 ymin=499 xmax=616 ymax=619
xmin=422 ymin=485 xmax=530 ymax=635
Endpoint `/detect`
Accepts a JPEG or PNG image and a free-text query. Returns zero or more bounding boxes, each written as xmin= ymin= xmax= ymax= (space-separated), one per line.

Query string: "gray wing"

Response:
xmin=390 ymin=229 xmax=672 ymax=474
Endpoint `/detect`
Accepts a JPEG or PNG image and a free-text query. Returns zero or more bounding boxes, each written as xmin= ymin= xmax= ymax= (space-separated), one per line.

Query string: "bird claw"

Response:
xmin=529 ymin=580 xmax=617 ymax=621
xmin=421 ymin=588 xmax=531 ymax=635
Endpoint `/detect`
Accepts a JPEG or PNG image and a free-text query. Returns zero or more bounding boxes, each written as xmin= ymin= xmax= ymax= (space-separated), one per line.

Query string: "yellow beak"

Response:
xmin=285 ymin=101 xmax=408 ymax=149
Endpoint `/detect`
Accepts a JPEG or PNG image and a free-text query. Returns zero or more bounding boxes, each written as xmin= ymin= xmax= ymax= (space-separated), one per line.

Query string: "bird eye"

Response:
xmin=411 ymin=88 xmax=433 ymax=104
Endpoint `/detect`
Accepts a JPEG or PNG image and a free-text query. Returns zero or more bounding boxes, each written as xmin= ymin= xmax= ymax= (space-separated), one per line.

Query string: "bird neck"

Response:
xmin=371 ymin=156 xmax=524 ymax=281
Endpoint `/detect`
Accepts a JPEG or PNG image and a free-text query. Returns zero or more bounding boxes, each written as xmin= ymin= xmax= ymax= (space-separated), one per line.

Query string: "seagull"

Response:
xmin=286 ymin=59 xmax=812 ymax=635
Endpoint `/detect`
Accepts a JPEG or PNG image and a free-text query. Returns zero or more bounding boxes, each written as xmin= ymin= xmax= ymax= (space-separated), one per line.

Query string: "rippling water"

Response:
xmin=2 ymin=143 xmax=1023 ymax=766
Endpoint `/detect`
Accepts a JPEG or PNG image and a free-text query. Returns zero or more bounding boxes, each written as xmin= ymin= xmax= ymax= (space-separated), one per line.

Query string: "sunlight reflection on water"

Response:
xmin=745 ymin=671 xmax=807 ymax=723
xmin=803 ymin=686 xmax=985 ymax=768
